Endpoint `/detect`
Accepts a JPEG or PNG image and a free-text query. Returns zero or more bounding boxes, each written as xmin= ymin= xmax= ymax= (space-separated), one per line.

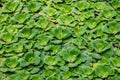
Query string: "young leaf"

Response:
xmin=14 ymin=13 xmax=30 ymax=23
xmin=19 ymin=58 xmax=28 ymax=67
xmin=85 ymin=18 xmax=99 ymax=29
xmin=44 ymin=56 xmax=58 ymax=65
xmin=78 ymin=65 xmax=93 ymax=76
xmin=111 ymin=57 xmax=120 ymax=67
xmin=13 ymin=42 xmax=23 ymax=53
xmin=95 ymin=2 xmax=107 ymax=10
xmin=5 ymin=1 xmax=19 ymax=12
xmin=51 ymin=27 xmax=72 ymax=40
xmin=21 ymin=28 xmax=31 ymax=38
xmin=107 ymin=21 xmax=120 ymax=34
xmin=60 ymin=47 xmax=80 ymax=62
xmin=101 ymin=9 xmax=116 ymax=19
xmin=43 ymin=7 xmax=56 ymax=16
xmin=57 ymin=14 xmax=74 ymax=25
xmin=24 ymin=51 xmax=36 ymax=64
xmin=95 ymin=65 xmax=113 ymax=78
xmin=76 ymin=1 xmax=90 ymax=11
xmin=35 ymin=34 xmax=49 ymax=46
xmin=29 ymin=29 xmax=38 ymax=39
xmin=74 ymin=27 xmax=86 ymax=36
xmin=0 ymin=14 xmax=8 ymax=22
xmin=27 ymin=2 xmax=41 ymax=12
xmin=4 ymin=57 xmax=18 ymax=68
xmin=6 ymin=25 xmax=18 ymax=34
xmin=1 ymin=32 xmax=13 ymax=43
xmin=62 ymin=71 xmax=71 ymax=79
xmin=36 ymin=17 xmax=49 ymax=29
xmin=90 ymin=39 xmax=111 ymax=53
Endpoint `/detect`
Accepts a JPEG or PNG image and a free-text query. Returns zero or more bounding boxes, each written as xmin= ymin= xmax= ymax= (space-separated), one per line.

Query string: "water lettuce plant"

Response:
xmin=90 ymin=39 xmax=111 ymax=53
xmin=0 ymin=0 xmax=119 ymax=80
xmin=27 ymin=2 xmax=41 ymax=12
xmin=3 ymin=1 xmax=19 ymax=12
xmin=3 ymin=57 xmax=18 ymax=68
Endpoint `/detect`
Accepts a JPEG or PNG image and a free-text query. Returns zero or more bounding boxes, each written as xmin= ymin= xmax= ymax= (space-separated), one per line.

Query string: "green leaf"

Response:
xmin=107 ymin=21 xmax=120 ymax=34
xmin=102 ymin=49 xmax=114 ymax=58
xmin=77 ymin=13 xmax=86 ymax=21
xmin=30 ymin=74 xmax=42 ymax=80
xmin=44 ymin=7 xmax=56 ymax=16
xmin=0 ymin=42 xmax=2 ymax=49
xmin=60 ymin=66 xmax=69 ymax=71
xmin=44 ymin=45 xmax=52 ymax=51
xmin=74 ymin=27 xmax=86 ymax=36
xmin=43 ymin=69 xmax=56 ymax=77
xmin=101 ymin=9 xmax=116 ymax=19
xmin=60 ymin=4 xmax=71 ymax=13
xmin=51 ymin=27 xmax=72 ymax=40
xmin=68 ymin=62 xmax=79 ymax=67
xmin=34 ymin=56 xmax=40 ymax=65
xmin=60 ymin=50 xmax=72 ymax=62
xmin=0 ymin=14 xmax=8 ymax=23
xmin=3 ymin=45 xmax=13 ymax=53
xmin=4 ymin=57 xmax=18 ymax=68
xmin=51 ymin=40 xmax=62 ymax=44
xmin=95 ymin=2 xmax=108 ymax=10
xmin=1 ymin=32 xmax=13 ymax=43
xmin=0 ymin=67 xmax=10 ymax=73
xmin=53 ymin=0 xmax=63 ymax=3
xmin=99 ymin=57 xmax=111 ymax=65
xmin=14 ymin=13 xmax=30 ymax=23
xmin=13 ymin=42 xmax=24 ymax=53
xmin=35 ymin=34 xmax=49 ymax=46
xmin=78 ymin=65 xmax=93 ymax=77
xmin=24 ymin=40 xmax=35 ymax=49
xmin=29 ymin=29 xmax=38 ymax=39
xmin=73 ymin=37 xmax=86 ymax=49
xmin=86 ymin=18 xmax=99 ymax=29
xmin=76 ymin=1 xmax=90 ymax=11
xmin=27 ymin=2 xmax=41 ymax=12
xmin=27 ymin=19 xmax=36 ymax=28
xmin=91 ymin=53 xmax=101 ymax=59
xmin=59 ymin=46 xmax=80 ymax=62
xmin=24 ymin=52 xmax=35 ymax=63
xmin=19 ymin=58 xmax=28 ymax=67
xmin=62 ymin=71 xmax=71 ymax=79
xmin=110 ymin=76 xmax=120 ymax=80
xmin=57 ymin=14 xmax=74 ymax=25
xmin=44 ymin=56 xmax=58 ymax=65
xmin=111 ymin=0 xmax=120 ymax=9
xmin=5 ymin=1 xmax=19 ymax=12
xmin=76 ymin=77 xmax=89 ymax=80
xmin=16 ymin=70 xmax=30 ymax=80
xmin=36 ymin=17 xmax=49 ymax=29
xmin=114 ymin=48 xmax=120 ymax=56
xmin=6 ymin=25 xmax=18 ymax=34
xmin=115 ymin=35 xmax=120 ymax=40
xmin=21 ymin=28 xmax=31 ymax=38
xmin=111 ymin=57 xmax=120 ymax=67
xmin=30 ymin=67 xmax=40 ymax=74
xmin=90 ymin=39 xmax=111 ymax=53
xmin=46 ymin=75 xmax=58 ymax=80
xmin=95 ymin=65 xmax=113 ymax=78
xmin=50 ymin=45 xmax=61 ymax=55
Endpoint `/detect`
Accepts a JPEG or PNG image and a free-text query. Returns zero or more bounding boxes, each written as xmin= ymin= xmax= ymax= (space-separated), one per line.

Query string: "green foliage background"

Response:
xmin=0 ymin=0 xmax=120 ymax=80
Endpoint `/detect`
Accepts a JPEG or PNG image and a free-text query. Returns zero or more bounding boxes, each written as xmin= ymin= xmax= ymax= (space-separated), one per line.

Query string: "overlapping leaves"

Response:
xmin=0 ymin=0 xmax=119 ymax=80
